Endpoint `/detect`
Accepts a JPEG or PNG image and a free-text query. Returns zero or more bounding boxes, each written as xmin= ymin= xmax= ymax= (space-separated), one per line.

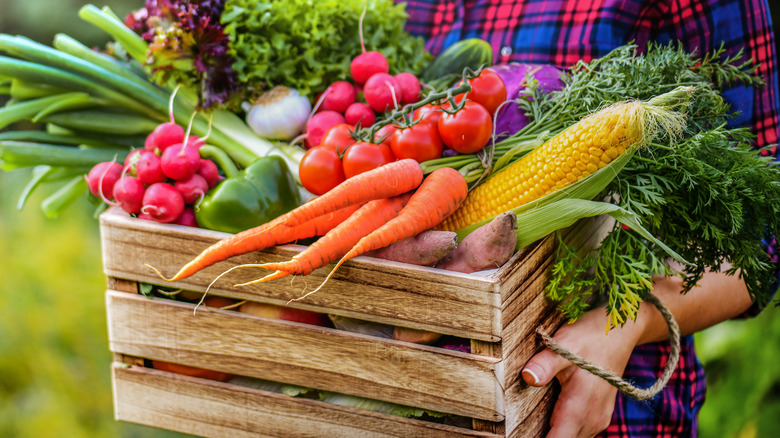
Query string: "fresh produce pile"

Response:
xmin=2 ymin=1 xmax=779 ymax=336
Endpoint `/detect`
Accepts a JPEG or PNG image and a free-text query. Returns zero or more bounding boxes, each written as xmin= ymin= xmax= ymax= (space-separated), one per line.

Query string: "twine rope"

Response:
xmin=536 ymin=292 xmax=681 ymax=401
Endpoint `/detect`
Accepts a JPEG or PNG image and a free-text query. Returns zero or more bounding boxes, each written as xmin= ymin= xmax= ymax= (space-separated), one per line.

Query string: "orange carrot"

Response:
xmin=294 ymin=167 xmax=468 ymax=301
xmin=281 ymin=158 xmax=423 ymax=228
xmin=238 ymin=193 xmax=413 ymax=286
xmin=152 ymin=203 xmax=362 ymax=282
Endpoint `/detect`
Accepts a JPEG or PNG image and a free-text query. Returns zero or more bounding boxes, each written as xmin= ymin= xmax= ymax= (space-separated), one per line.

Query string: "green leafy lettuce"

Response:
xmin=221 ymin=0 xmax=431 ymax=98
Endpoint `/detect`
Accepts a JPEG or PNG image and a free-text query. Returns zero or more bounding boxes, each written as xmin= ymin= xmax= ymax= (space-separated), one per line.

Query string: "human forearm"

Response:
xmin=635 ymin=269 xmax=754 ymax=345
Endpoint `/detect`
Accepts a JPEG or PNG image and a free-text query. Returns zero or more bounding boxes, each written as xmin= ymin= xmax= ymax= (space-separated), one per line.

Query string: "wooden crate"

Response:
xmin=100 ymin=207 xmax=607 ymax=437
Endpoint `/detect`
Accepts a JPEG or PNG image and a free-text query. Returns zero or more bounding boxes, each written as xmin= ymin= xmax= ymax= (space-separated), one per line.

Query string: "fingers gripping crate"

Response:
xmin=100 ymin=207 xmax=608 ymax=437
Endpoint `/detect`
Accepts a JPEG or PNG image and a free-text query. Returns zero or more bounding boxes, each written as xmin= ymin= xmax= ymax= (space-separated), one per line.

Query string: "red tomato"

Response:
xmin=299 ymin=146 xmax=346 ymax=195
xmin=373 ymin=124 xmax=398 ymax=147
xmin=438 ymin=100 xmax=493 ymax=154
xmin=342 ymin=142 xmax=396 ymax=179
xmin=413 ymin=102 xmax=449 ymax=126
xmin=320 ymin=123 xmax=356 ymax=155
xmin=391 ymin=121 xmax=444 ymax=163
xmin=151 ymin=360 xmax=233 ymax=382
xmin=456 ymin=69 xmax=507 ymax=115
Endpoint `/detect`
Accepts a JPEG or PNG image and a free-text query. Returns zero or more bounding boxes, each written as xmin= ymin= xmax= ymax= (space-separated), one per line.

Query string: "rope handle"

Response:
xmin=536 ymin=292 xmax=681 ymax=401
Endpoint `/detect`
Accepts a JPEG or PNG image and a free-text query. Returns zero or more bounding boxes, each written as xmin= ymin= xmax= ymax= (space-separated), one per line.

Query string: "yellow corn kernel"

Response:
xmin=437 ymin=99 xmax=657 ymax=232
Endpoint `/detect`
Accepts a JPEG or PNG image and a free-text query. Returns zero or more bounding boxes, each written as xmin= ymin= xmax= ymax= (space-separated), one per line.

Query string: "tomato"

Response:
xmin=391 ymin=121 xmax=444 ymax=163
xmin=342 ymin=142 xmax=396 ymax=179
xmin=413 ymin=102 xmax=449 ymax=126
xmin=438 ymin=100 xmax=493 ymax=154
xmin=456 ymin=69 xmax=507 ymax=115
xmin=299 ymin=146 xmax=346 ymax=195
xmin=151 ymin=360 xmax=233 ymax=381
xmin=320 ymin=123 xmax=357 ymax=154
xmin=373 ymin=124 xmax=398 ymax=147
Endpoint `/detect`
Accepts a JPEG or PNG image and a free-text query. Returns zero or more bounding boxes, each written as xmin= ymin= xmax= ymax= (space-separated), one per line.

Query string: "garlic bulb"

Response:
xmin=244 ymin=86 xmax=311 ymax=141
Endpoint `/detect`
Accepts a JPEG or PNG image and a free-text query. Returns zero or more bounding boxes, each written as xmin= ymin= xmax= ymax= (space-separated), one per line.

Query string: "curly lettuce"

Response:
xmin=221 ymin=0 xmax=431 ymax=99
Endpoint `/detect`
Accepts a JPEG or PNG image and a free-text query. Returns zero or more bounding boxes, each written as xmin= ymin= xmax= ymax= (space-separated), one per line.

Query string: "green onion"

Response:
xmin=0 ymin=141 xmax=128 ymax=169
xmin=40 ymin=175 xmax=88 ymax=219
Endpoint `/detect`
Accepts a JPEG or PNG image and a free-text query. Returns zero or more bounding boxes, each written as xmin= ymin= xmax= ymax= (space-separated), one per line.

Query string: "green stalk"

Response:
xmin=0 ymin=141 xmax=128 ymax=169
xmin=0 ymin=56 xmax=159 ymax=119
xmin=77 ymin=5 xmax=148 ymax=64
xmin=0 ymin=93 xmax=91 ymax=130
xmin=41 ymin=110 xmax=160 ymax=136
xmin=40 ymin=175 xmax=88 ymax=219
xmin=10 ymin=80 xmax=69 ymax=99
xmin=0 ymin=131 xmax=125 ymax=147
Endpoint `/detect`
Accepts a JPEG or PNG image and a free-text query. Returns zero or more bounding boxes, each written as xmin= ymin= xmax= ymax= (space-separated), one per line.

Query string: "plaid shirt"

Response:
xmin=400 ymin=0 xmax=779 ymax=436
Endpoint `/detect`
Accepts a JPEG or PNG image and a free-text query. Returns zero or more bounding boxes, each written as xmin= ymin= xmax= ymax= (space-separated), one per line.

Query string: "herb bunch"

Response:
xmin=527 ymin=43 xmax=780 ymax=326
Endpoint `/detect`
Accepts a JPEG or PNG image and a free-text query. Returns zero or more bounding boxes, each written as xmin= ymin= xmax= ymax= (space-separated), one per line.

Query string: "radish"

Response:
xmin=318 ymin=81 xmax=356 ymax=114
xmin=148 ymin=85 xmax=185 ymax=151
xmin=304 ymin=110 xmax=346 ymax=149
xmin=136 ymin=151 xmax=167 ymax=185
xmin=143 ymin=132 xmax=157 ymax=151
xmin=174 ymin=173 xmax=209 ymax=205
xmin=123 ymin=149 xmax=154 ymax=176
xmin=162 ymin=141 xmax=201 ymax=181
xmin=198 ymin=158 xmax=223 ymax=188
xmin=141 ymin=182 xmax=185 ymax=223
xmin=364 ymin=73 xmax=402 ymax=113
xmin=394 ymin=72 xmax=422 ymax=105
xmin=349 ymin=7 xmax=389 ymax=85
xmin=173 ymin=207 xmax=199 ymax=227
xmin=113 ymin=176 xmax=146 ymax=214
xmin=86 ymin=161 xmax=122 ymax=200
xmin=344 ymin=102 xmax=376 ymax=127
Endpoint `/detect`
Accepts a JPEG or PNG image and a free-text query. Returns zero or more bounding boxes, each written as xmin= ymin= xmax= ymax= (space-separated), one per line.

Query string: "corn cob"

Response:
xmin=439 ymin=90 xmax=688 ymax=232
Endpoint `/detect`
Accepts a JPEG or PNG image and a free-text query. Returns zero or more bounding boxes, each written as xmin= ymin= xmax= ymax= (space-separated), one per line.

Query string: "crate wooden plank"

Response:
xmin=99 ymin=207 xmax=557 ymax=341
xmin=113 ymin=364 xmax=501 ymax=438
xmin=106 ymin=290 xmax=506 ymax=421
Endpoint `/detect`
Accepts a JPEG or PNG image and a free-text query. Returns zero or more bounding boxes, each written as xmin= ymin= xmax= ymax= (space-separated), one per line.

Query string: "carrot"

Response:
xmin=281 ymin=158 xmax=423 ymax=228
xmin=150 ymin=203 xmax=362 ymax=282
xmin=294 ymin=167 xmax=468 ymax=301
xmin=237 ymin=193 xmax=413 ymax=286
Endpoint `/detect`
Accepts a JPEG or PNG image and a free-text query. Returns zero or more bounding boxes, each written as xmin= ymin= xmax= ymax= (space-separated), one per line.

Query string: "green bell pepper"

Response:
xmin=196 ymin=145 xmax=301 ymax=234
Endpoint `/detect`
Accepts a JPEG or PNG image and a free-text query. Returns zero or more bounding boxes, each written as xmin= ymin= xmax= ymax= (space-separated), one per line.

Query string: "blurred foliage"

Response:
xmin=696 ymin=305 xmax=780 ymax=438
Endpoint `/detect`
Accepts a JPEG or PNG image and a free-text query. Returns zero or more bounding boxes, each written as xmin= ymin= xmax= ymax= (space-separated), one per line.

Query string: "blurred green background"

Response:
xmin=0 ymin=1 xmax=778 ymax=437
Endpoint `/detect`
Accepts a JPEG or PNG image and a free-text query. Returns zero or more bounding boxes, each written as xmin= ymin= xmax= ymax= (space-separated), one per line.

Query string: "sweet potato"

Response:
xmin=435 ymin=211 xmax=518 ymax=273
xmin=364 ymin=230 xmax=458 ymax=266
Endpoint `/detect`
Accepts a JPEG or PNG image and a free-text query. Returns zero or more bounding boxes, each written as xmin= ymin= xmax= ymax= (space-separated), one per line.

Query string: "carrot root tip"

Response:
xmin=145 ymin=263 xmax=175 ymax=282
xmin=234 ymin=270 xmax=290 ymax=287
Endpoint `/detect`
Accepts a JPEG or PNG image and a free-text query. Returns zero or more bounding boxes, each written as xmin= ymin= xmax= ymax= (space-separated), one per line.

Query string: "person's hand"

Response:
xmin=522 ymin=307 xmax=645 ymax=438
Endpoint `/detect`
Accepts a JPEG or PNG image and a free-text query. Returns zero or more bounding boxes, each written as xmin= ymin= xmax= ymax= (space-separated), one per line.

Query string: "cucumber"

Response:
xmin=421 ymin=38 xmax=494 ymax=83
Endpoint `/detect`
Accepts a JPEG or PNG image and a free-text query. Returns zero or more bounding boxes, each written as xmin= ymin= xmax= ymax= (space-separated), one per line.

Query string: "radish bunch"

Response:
xmin=87 ymin=120 xmax=223 ymax=226
xmin=302 ymin=10 xmax=422 ymax=149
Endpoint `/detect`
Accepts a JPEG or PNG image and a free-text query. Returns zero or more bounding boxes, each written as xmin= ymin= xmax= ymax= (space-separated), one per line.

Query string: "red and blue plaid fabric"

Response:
xmin=400 ymin=0 xmax=779 ymax=436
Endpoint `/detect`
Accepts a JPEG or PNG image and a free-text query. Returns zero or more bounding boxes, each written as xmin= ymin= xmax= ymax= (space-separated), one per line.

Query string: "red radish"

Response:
xmin=304 ymin=111 xmax=346 ymax=149
xmin=344 ymin=102 xmax=376 ymax=127
xmin=141 ymin=182 xmax=185 ymax=223
xmin=136 ymin=152 xmax=167 ymax=185
xmin=148 ymin=85 xmax=186 ymax=151
xmin=318 ymin=81 xmax=356 ymax=113
xmin=123 ymin=149 xmax=154 ymax=176
xmin=349 ymin=6 xmax=389 ymax=85
xmin=394 ymin=72 xmax=421 ymax=104
xmin=198 ymin=158 xmax=223 ymax=188
xmin=174 ymin=173 xmax=209 ymax=205
xmin=161 ymin=142 xmax=201 ymax=181
xmin=86 ymin=161 xmax=122 ymax=200
xmin=113 ymin=176 xmax=146 ymax=214
xmin=364 ymin=73 xmax=402 ymax=113
xmin=173 ymin=207 xmax=199 ymax=227
xmin=143 ymin=132 xmax=157 ymax=151
xmin=185 ymin=135 xmax=206 ymax=150
xmin=137 ymin=212 xmax=154 ymax=221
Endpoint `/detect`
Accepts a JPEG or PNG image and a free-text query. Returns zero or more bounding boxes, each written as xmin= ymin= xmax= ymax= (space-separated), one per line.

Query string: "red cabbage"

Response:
xmin=489 ymin=63 xmax=565 ymax=137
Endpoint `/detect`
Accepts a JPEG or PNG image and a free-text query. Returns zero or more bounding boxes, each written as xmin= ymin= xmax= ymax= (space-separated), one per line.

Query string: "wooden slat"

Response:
xmin=100 ymin=207 xmax=541 ymax=341
xmin=106 ymin=291 xmax=505 ymax=421
xmin=113 ymin=364 xmax=501 ymax=438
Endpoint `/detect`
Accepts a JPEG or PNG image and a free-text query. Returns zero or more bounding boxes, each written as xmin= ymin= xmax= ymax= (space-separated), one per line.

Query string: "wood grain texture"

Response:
xmin=99 ymin=207 xmax=561 ymax=341
xmin=113 ymin=364 xmax=502 ymax=438
xmin=106 ymin=291 xmax=506 ymax=421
